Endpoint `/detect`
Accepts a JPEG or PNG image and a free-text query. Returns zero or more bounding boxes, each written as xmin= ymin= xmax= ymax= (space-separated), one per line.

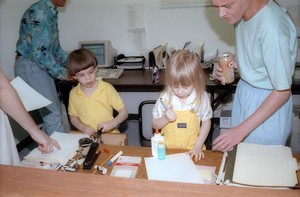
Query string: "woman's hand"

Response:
xmin=30 ymin=129 xmax=61 ymax=154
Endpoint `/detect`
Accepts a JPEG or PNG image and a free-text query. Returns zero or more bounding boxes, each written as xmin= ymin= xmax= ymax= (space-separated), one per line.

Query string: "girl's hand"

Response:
xmin=164 ymin=107 xmax=176 ymax=122
xmin=187 ymin=149 xmax=204 ymax=161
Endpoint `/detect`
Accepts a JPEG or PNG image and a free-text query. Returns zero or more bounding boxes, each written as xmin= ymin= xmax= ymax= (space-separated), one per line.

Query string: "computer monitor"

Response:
xmin=78 ymin=40 xmax=117 ymax=68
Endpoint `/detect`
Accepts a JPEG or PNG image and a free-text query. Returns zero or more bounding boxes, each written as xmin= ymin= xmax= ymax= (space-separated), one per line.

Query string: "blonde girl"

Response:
xmin=152 ymin=50 xmax=212 ymax=161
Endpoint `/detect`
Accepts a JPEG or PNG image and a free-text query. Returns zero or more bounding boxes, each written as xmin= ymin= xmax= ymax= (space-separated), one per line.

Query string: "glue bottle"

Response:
xmin=151 ymin=129 xmax=164 ymax=158
xmin=157 ymin=141 xmax=166 ymax=160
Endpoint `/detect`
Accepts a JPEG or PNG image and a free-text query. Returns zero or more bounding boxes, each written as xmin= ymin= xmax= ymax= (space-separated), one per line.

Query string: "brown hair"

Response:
xmin=67 ymin=48 xmax=98 ymax=77
xmin=164 ymin=49 xmax=206 ymax=108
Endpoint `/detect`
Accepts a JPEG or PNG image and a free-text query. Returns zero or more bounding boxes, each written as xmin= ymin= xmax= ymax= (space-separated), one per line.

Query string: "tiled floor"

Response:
xmin=121 ymin=120 xmax=142 ymax=147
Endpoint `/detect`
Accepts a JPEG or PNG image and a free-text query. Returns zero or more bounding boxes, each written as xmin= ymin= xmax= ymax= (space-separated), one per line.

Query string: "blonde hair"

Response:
xmin=67 ymin=48 xmax=98 ymax=78
xmin=164 ymin=50 xmax=206 ymax=109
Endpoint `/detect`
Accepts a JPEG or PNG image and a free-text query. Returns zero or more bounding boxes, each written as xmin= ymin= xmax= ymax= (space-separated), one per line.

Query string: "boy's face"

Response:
xmin=73 ymin=66 xmax=97 ymax=88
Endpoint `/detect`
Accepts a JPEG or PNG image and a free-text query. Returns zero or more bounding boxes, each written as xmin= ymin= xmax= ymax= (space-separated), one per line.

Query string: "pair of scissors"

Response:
xmin=91 ymin=128 xmax=104 ymax=144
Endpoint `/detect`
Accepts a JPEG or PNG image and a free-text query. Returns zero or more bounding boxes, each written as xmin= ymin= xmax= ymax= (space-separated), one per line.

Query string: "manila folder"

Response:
xmin=232 ymin=142 xmax=298 ymax=187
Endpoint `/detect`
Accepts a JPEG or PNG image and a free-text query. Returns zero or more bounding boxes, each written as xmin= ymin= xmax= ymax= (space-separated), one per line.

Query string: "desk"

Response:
xmin=103 ymin=69 xmax=227 ymax=92
xmin=104 ymin=68 xmax=300 ymax=108
xmin=103 ymin=69 xmax=237 ymax=110
xmin=1 ymin=144 xmax=299 ymax=197
xmin=103 ymin=69 xmax=300 ymax=148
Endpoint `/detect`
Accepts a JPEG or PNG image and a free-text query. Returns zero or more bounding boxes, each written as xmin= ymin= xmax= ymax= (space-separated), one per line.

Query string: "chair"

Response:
xmin=138 ymin=100 xmax=156 ymax=146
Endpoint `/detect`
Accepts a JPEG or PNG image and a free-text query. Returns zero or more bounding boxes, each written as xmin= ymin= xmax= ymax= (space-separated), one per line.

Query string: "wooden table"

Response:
xmin=1 ymin=144 xmax=299 ymax=196
xmin=77 ymin=144 xmax=223 ymax=178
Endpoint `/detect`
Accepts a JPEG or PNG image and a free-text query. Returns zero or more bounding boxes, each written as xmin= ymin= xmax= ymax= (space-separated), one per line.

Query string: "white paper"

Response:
xmin=97 ymin=68 xmax=124 ymax=79
xmin=10 ymin=77 xmax=52 ymax=111
xmin=144 ymin=153 xmax=204 ymax=184
xmin=195 ymin=165 xmax=216 ymax=184
xmin=128 ymin=28 xmax=147 ymax=52
xmin=128 ymin=3 xmax=145 ymax=29
xmin=24 ymin=132 xmax=89 ymax=164
xmin=127 ymin=3 xmax=147 ymax=52
xmin=115 ymin=169 xmax=133 ymax=177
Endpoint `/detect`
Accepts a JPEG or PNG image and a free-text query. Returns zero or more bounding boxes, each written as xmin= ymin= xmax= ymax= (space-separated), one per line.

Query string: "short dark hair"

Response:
xmin=67 ymin=48 xmax=98 ymax=77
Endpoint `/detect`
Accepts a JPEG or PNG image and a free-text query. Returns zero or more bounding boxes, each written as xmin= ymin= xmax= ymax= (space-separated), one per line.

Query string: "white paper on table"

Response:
xmin=115 ymin=169 xmax=133 ymax=178
xmin=24 ymin=132 xmax=89 ymax=164
xmin=195 ymin=165 xmax=216 ymax=184
xmin=144 ymin=153 xmax=204 ymax=184
xmin=10 ymin=76 xmax=52 ymax=111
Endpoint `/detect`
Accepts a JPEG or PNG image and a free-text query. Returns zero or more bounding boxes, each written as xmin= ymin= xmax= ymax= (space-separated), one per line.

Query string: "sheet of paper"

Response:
xmin=97 ymin=68 xmax=124 ymax=79
xmin=115 ymin=169 xmax=133 ymax=178
xmin=128 ymin=3 xmax=145 ymax=29
xmin=24 ymin=132 xmax=89 ymax=164
xmin=144 ymin=153 xmax=204 ymax=184
xmin=10 ymin=76 xmax=51 ymax=111
xmin=127 ymin=3 xmax=147 ymax=52
xmin=195 ymin=165 xmax=216 ymax=184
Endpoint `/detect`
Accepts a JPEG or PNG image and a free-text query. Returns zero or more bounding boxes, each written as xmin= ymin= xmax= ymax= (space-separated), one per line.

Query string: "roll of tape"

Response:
xmin=79 ymin=137 xmax=91 ymax=147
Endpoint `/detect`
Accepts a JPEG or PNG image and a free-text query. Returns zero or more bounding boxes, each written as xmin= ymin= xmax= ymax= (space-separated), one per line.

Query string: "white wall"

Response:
xmin=0 ymin=0 xmax=235 ymax=78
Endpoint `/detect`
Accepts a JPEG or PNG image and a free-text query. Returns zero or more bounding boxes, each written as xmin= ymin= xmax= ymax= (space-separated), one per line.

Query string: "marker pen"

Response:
xmin=106 ymin=151 xmax=123 ymax=166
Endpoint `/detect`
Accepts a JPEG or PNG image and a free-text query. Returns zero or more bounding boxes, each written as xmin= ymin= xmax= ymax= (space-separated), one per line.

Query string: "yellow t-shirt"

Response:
xmin=68 ymin=78 xmax=125 ymax=133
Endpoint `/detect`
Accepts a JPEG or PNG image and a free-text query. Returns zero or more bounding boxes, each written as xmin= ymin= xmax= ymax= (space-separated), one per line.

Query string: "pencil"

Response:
xmin=160 ymin=98 xmax=168 ymax=110
xmin=92 ymin=154 xmax=114 ymax=175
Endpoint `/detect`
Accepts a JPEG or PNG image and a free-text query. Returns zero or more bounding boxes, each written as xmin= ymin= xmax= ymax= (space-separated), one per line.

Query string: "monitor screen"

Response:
xmin=79 ymin=40 xmax=117 ymax=68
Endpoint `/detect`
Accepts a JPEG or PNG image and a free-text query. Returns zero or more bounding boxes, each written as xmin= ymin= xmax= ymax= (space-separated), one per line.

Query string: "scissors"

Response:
xmin=91 ymin=128 xmax=104 ymax=144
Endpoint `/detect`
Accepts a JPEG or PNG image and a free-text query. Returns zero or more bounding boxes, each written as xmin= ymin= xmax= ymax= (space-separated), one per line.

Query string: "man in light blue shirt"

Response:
xmin=211 ymin=0 xmax=297 ymax=151
xmin=14 ymin=0 xmax=68 ymax=135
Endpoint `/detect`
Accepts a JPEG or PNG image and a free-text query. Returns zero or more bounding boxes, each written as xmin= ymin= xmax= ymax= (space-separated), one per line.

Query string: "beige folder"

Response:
xmin=231 ymin=142 xmax=298 ymax=187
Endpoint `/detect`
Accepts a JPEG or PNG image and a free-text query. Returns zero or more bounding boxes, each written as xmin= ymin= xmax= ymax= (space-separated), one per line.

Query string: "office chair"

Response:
xmin=138 ymin=100 xmax=156 ymax=146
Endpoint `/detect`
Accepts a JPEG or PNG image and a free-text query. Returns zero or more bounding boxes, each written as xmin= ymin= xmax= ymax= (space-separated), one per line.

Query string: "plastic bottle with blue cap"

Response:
xmin=151 ymin=129 xmax=164 ymax=158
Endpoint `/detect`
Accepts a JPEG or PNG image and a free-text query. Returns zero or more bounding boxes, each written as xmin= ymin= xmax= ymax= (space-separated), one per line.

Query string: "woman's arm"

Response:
xmin=0 ymin=67 xmax=60 ymax=153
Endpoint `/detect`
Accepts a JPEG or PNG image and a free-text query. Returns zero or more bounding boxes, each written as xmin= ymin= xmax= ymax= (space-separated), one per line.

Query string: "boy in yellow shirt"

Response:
xmin=67 ymin=49 xmax=128 ymax=135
